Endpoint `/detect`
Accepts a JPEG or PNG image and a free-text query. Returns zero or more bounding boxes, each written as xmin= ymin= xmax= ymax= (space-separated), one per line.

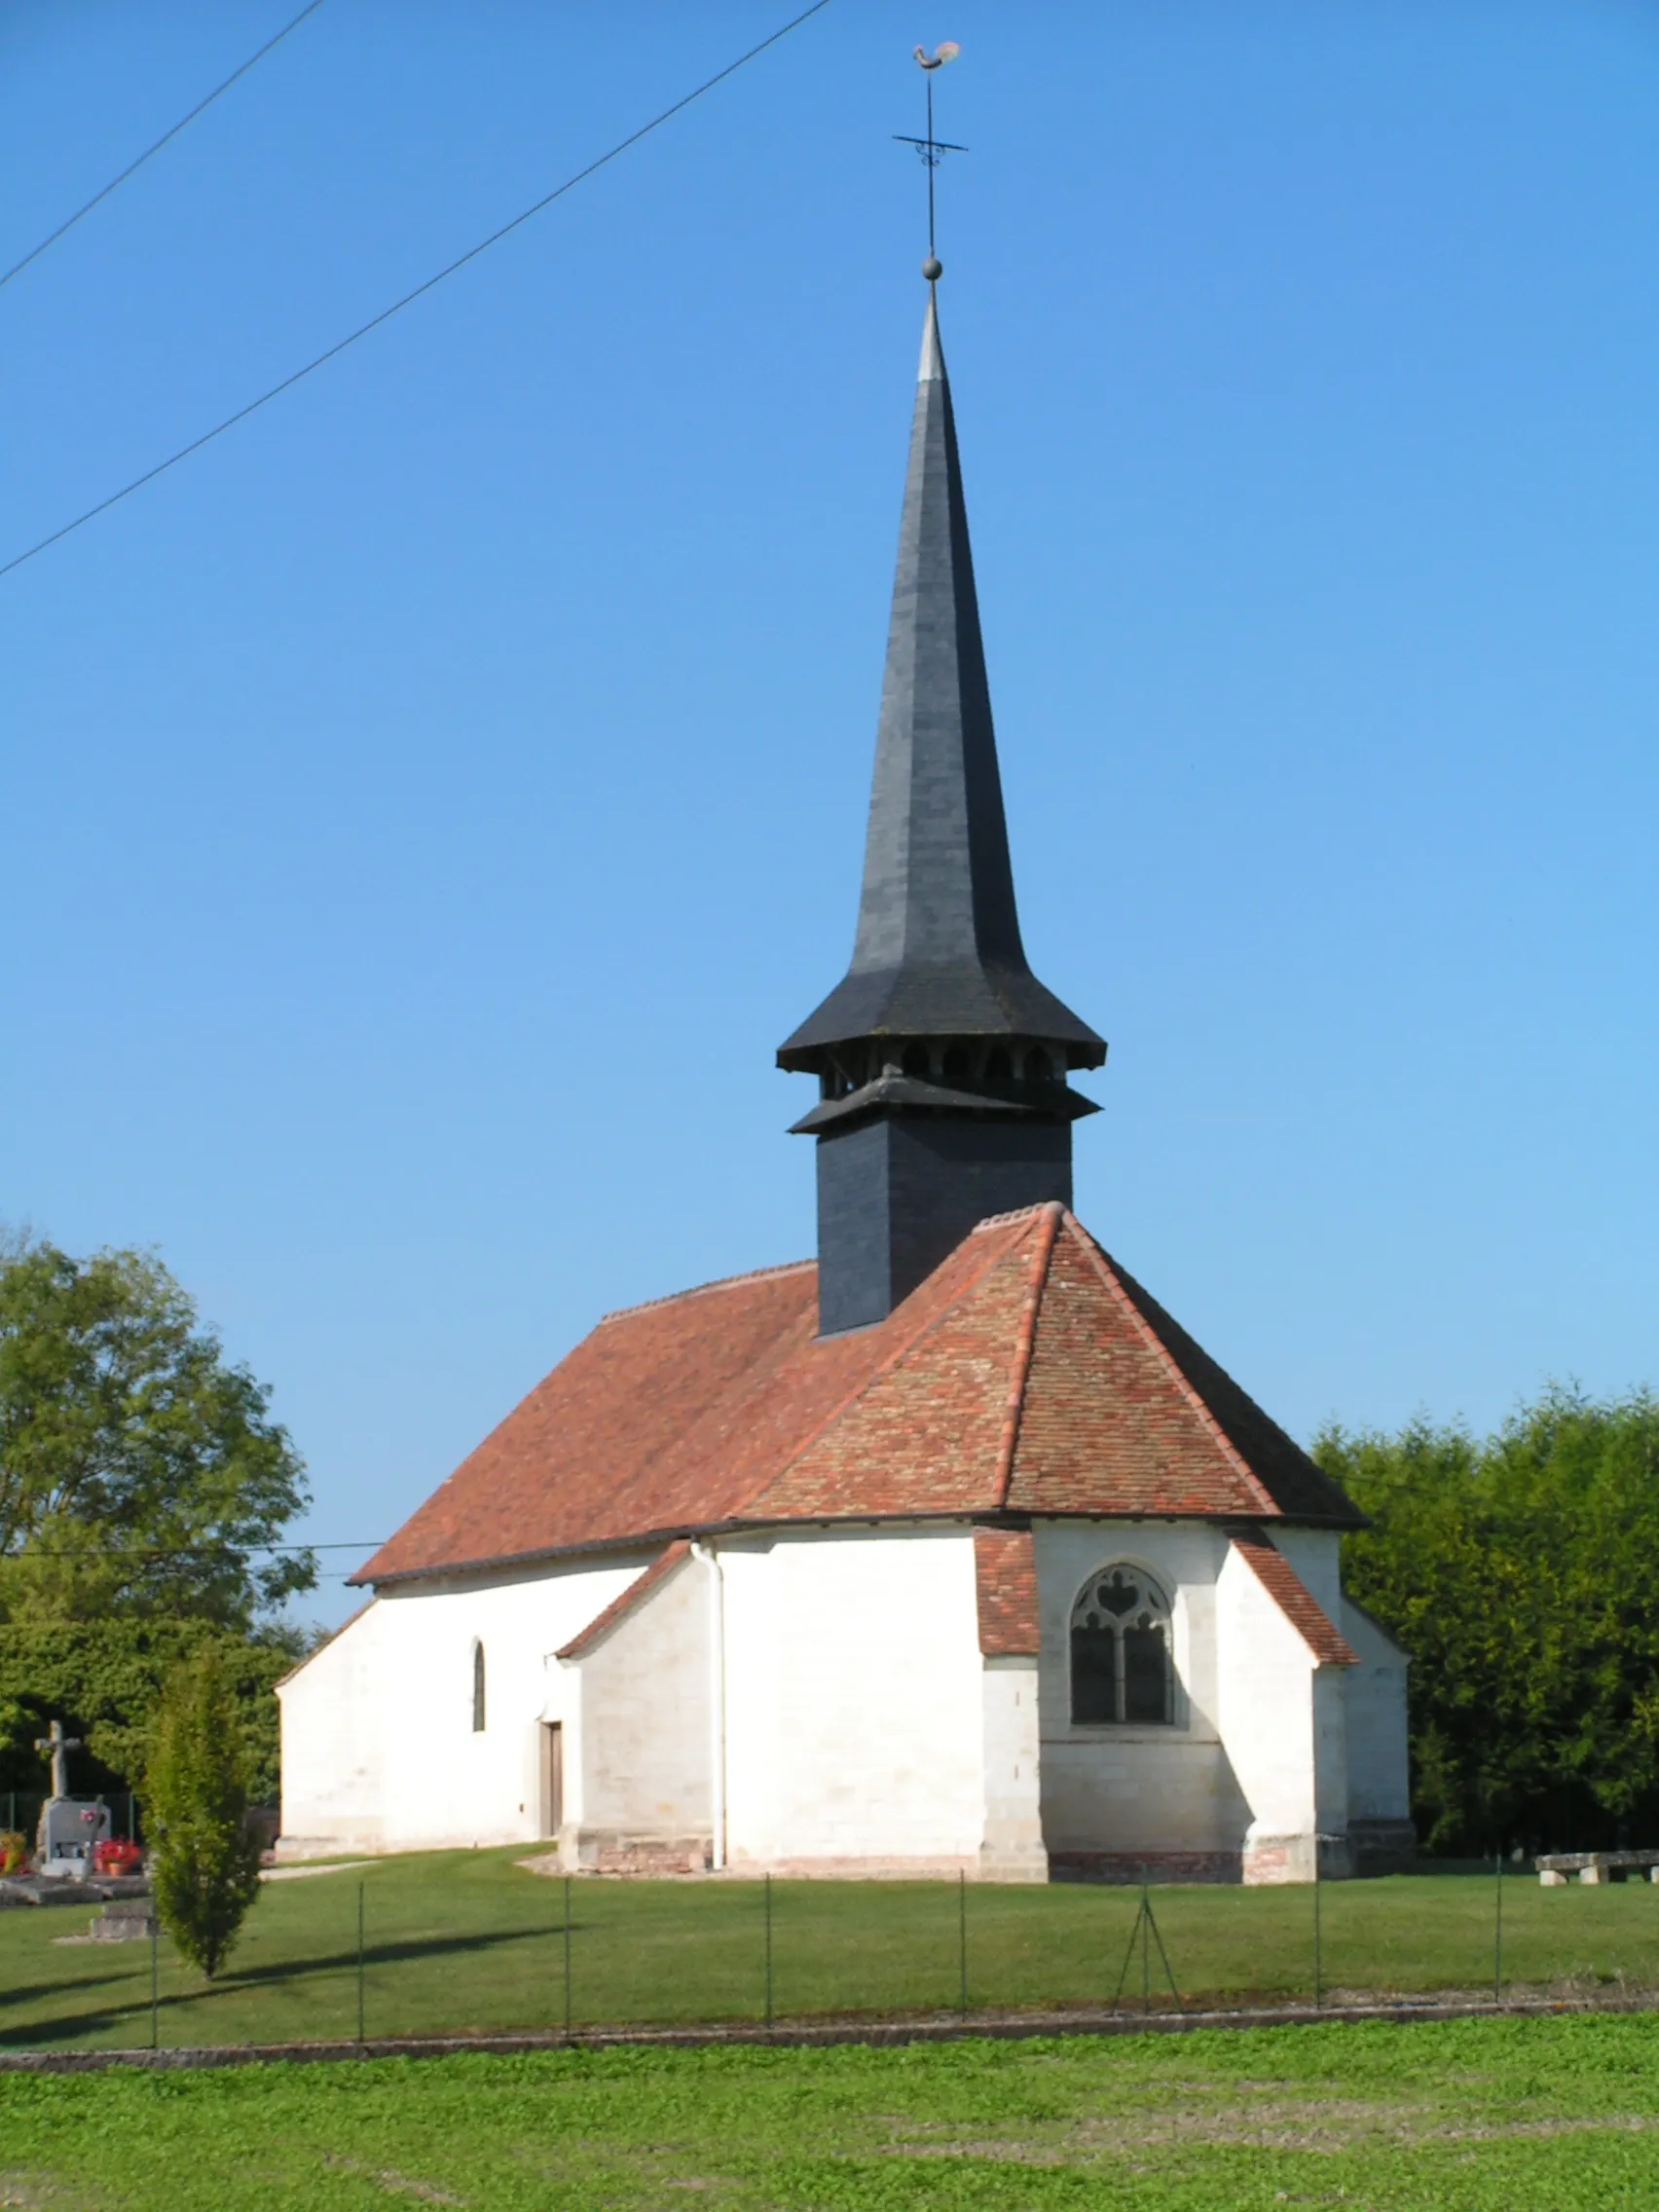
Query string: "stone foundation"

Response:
xmin=1348 ymin=1819 xmax=1417 ymax=1877
xmin=1050 ymin=1851 xmax=1243 ymax=1886
xmin=1241 ymin=1833 xmax=1353 ymax=1886
xmin=977 ymin=1844 xmax=1051 ymax=1884
xmin=727 ymin=1854 xmax=979 ymax=1880
xmin=569 ymin=1830 xmax=711 ymax=1876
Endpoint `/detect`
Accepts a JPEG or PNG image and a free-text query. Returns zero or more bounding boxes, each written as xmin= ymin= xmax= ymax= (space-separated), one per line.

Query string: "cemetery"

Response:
xmin=0 ymin=1722 xmax=152 ymax=1938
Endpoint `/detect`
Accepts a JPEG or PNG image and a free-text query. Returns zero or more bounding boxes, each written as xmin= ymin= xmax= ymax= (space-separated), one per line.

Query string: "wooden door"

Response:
xmin=540 ymin=1722 xmax=564 ymax=1839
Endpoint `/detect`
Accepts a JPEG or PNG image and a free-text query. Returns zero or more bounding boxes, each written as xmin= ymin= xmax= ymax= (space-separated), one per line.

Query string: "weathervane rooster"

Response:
xmin=899 ymin=42 xmax=964 ymax=271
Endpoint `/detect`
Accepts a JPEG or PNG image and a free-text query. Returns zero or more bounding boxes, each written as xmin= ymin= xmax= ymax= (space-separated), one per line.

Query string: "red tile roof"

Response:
xmin=355 ymin=1206 xmax=1363 ymax=1587
xmin=1228 ymin=1529 xmax=1358 ymax=1667
xmin=975 ymin=1528 xmax=1040 ymax=1656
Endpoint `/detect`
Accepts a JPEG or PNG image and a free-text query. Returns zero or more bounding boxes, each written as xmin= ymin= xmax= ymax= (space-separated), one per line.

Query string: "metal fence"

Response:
xmin=4 ymin=1855 xmax=1657 ymax=2058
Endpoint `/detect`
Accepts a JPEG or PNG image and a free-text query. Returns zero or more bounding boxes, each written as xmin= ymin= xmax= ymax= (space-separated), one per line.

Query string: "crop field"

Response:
xmin=2 ymin=1849 xmax=1659 ymax=2052
xmin=2 ymin=2013 xmax=1659 ymax=2208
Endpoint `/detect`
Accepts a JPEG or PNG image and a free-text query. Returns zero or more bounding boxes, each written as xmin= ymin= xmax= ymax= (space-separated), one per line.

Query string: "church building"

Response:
xmin=278 ymin=273 xmax=1412 ymax=1885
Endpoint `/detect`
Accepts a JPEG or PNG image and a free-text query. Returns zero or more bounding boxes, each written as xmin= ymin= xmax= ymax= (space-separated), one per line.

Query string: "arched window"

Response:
xmin=1024 ymin=1046 xmax=1052 ymax=1085
xmin=985 ymin=1045 xmax=1014 ymax=1082
xmin=902 ymin=1042 xmax=931 ymax=1079
xmin=471 ymin=1641 xmax=487 ymax=1733
xmin=1070 ymin=1566 xmax=1174 ymax=1726
xmin=941 ymin=1043 xmax=972 ymax=1086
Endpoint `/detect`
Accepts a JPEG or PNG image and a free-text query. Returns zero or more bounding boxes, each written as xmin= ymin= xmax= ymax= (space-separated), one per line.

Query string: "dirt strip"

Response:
xmin=1 ymin=1991 xmax=1655 ymax=2074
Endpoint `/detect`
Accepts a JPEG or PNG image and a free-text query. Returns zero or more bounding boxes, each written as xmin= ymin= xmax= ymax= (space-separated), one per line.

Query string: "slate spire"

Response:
xmin=779 ymin=288 xmax=1102 ymax=1069
xmin=781 ymin=278 xmax=1106 ymax=1336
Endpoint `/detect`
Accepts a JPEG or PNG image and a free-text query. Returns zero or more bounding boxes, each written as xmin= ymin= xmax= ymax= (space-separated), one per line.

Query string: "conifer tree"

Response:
xmin=143 ymin=1647 xmax=263 ymax=1978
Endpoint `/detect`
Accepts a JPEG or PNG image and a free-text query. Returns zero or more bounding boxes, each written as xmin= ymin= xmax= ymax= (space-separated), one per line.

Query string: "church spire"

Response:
xmin=780 ymin=274 xmax=1105 ymax=1337
xmin=779 ymin=284 xmax=1101 ymax=1068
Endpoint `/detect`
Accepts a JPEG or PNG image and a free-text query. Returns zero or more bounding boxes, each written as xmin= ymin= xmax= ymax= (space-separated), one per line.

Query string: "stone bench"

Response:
xmin=1536 ymin=1850 xmax=1659 ymax=1886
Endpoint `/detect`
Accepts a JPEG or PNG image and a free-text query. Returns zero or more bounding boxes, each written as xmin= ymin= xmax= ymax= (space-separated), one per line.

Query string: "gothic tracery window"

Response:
xmin=471 ymin=1641 xmax=487 ymax=1733
xmin=1070 ymin=1566 xmax=1174 ymax=1726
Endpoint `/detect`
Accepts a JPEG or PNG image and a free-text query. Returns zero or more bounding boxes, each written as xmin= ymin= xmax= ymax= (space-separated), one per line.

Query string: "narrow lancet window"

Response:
xmin=471 ymin=1641 xmax=487 ymax=1732
xmin=1070 ymin=1567 xmax=1174 ymax=1725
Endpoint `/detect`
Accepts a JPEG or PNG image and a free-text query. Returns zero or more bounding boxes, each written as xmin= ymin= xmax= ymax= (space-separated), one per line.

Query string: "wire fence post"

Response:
xmin=563 ymin=1873 xmax=572 ymax=2038
xmin=958 ymin=1867 xmax=968 ymax=2020
xmin=1111 ymin=1873 xmax=1182 ymax=2016
xmin=1494 ymin=1848 xmax=1503 ymax=2006
xmin=1313 ymin=1835 xmax=1323 ymax=2010
xmin=356 ymin=1881 xmax=366 ymax=2045
xmin=150 ymin=1914 xmax=160 ymax=2049
xmin=764 ymin=1873 xmax=774 ymax=2034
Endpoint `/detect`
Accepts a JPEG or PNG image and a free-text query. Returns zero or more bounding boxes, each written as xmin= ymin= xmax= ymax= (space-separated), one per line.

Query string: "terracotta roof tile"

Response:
xmin=1228 ymin=1529 xmax=1358 ymax=1666
xmin=1006 ymin=1217 xmax=1361 ymax=1527
xmin=975 ymin=1527 xmax=1040 ymax=1655
xmin=355 ymin=1207 xmax=1363 ymax=1586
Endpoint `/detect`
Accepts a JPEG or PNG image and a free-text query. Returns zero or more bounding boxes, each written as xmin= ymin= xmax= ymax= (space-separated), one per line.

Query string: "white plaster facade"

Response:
xmin=279 ymin=1517 xmax=1410 ymax=1882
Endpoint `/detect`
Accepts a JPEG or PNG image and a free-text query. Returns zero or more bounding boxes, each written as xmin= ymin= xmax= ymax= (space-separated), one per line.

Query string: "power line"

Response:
xmin=0 ymin=0 xmax=331 ymax=292
xmin=2 ymin=1541 xmax=378 ymax=1559
xmin=0 ymin=0 xmax=835 ymax=583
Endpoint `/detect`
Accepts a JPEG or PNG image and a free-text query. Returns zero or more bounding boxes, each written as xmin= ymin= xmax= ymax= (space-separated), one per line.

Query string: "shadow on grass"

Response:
xmin=0 ymin=1923 xmax=562 ymax=2052
xmin=0 ymin=1963 xmax=143 ymax=2013
xmin=229 ymin=1922 xmax=557 ymax=1987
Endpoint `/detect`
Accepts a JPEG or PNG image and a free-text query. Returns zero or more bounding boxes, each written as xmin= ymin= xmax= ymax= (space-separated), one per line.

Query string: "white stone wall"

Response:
xmin=979 ymin=1658 xmax=1046 ymax=1878
xmin=1270 ymin=1530 xmax=1345 ymax=1628
xmin=563 ymin=1551 xmax=712 ymax=1855
xmin=719 ymin=1526 xmax=987 ymax=1870
xmin=276 ymin=1553 xmax=650 ymax=1855
xmin=1213 ymin=1538 xmax=1326 ymax=1882
xmin=279 ymin=1516 xmax=1401 ymax=1885
xmin=275 ymin=1604 xmax=388 ymax=1854
xmin=1341 ymin=1599 xmax=1411 ymax=1822
xmin=1033 ymin=1523 xmax=1248 ymax=1872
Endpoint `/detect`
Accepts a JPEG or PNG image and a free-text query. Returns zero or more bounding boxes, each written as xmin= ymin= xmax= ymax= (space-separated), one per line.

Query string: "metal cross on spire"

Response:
xmin=894 ymin=41 xmax=966 ymax=276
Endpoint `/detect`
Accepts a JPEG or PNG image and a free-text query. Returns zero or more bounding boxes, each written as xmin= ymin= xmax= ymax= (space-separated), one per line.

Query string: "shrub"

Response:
xmin=143 ymin=1648 xmax=263 ymax=1977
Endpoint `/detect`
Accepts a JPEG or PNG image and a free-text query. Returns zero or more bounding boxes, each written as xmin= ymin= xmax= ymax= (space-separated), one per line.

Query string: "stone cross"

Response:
xmin=33 ymin=1720 xmax=82 ymax=1799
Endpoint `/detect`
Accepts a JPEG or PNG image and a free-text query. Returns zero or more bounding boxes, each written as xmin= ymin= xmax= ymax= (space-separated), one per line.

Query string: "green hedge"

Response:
xmin=0 ymin=1620 xmax=297 ymax=1808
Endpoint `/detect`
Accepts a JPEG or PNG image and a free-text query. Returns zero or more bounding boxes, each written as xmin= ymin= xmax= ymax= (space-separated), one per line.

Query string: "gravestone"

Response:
xmin=90 ymin=1895 xmax=156 ymax=1941
xmin=32 ymin=1720 xmax=111 ymax=1880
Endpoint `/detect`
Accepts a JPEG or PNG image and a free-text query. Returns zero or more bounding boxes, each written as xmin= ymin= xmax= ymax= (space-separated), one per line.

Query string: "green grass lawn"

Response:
xmin=2 ymin=1851 xmax=1658 ymax=2054
xmin=3 ymin=2014 xmax=1659 ymax=2208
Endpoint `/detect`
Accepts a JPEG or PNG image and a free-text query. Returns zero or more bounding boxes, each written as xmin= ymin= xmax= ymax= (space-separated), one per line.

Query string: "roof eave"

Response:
xmin=350 ymin=1502 xmax=1370 ymax=1591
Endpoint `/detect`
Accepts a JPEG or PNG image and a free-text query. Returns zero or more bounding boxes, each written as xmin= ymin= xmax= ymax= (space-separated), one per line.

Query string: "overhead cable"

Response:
xmin=0 ymin=0 xmax=331 ymax=291
xmin=0 ymin=0 xmax=834 ymax=582
xmin=2 ymin=1541 xmax=377 ymax=1558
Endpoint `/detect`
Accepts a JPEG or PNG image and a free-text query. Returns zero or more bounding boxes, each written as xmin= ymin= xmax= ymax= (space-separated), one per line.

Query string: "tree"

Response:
xmin=0 ymin=1237 xmax=314 ymax=1625
xmin=143 ymin=1647 xmax=264 ymax=1977
xmin=0 ymin=1619 xmax=312 ymax=1807
xmin=1316 ymin=1385 xmax=1659 ymax=1855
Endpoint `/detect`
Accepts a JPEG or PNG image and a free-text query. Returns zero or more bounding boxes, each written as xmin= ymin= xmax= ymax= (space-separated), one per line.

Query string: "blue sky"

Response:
xmin=4 ymin=2 xmax=1656 ymax=1627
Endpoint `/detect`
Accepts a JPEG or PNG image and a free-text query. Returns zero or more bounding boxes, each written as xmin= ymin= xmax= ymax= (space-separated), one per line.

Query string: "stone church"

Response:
xmin=278 ymin=277 xmax=1412 ymax=1884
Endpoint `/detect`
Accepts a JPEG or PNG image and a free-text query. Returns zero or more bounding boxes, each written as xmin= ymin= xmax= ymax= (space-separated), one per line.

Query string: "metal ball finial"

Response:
xmin=922 ymin=255 xmax=942 ymax=281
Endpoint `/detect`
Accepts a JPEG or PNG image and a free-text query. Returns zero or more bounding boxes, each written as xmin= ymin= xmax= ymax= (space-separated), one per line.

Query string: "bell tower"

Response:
xmin=779 ymin=276 xmax=1105 ymax=1335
